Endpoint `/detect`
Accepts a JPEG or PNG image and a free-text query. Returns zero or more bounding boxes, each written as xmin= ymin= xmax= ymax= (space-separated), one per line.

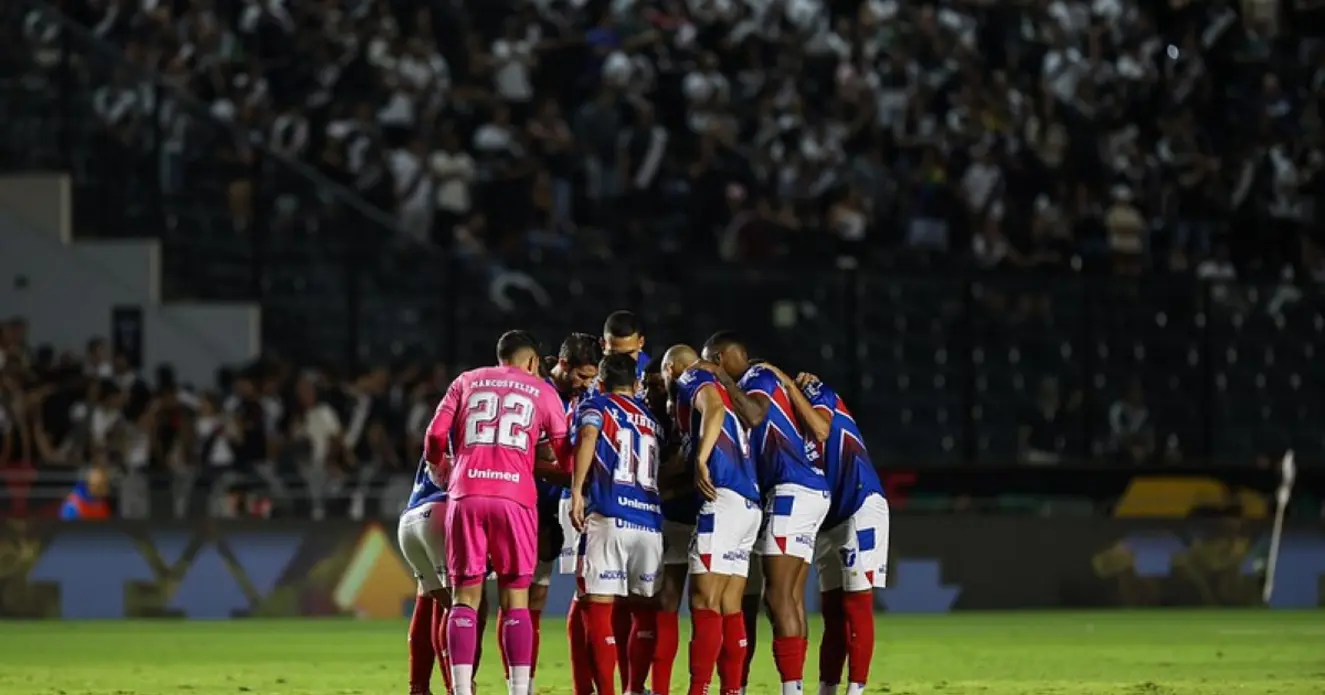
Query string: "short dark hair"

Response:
xmin=702 ymin=330 xmax=745 ymax=355
xmin=496 ymin=330 xmax=540 ymax=363
xmin=559 ymin=333 xmax=603 ymax=369
xmin=603 ymin=310 xmax=644 ymax=339
xmin=598 ymin=353 xmax=638 ymax=392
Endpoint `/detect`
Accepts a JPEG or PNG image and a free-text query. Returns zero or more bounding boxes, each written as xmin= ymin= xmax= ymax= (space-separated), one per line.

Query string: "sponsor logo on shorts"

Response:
xmin=612 ymin=518 xmax=662 ymax=533
xmin=468 ymin=468 xmax=521 ymax=483
xmin=638 ymin=572 xmax=658 ymax=583
xmin=559 ymin=547 xmax=575 ymax=558
xmin=599 ymin=570 xmax=629 ymax=580
xmin=722 ymin=550 xmax=750 ymax=563
xmin=793 ymin=534 xmax=814 ymax=547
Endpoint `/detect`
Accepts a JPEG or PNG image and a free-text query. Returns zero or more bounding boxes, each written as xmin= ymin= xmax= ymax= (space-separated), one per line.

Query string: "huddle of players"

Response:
xmin=398 ymin=311 xmax=889 ymax=695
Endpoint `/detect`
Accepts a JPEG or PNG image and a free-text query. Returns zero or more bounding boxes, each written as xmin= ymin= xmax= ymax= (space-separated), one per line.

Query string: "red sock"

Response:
xmin=529 ymin=608 xmax=542 ymax=682
xmin=741 ymin=602 xmax=759 ymax=687
xmin=586 ymin=601 xmax=620 ymax=695
xmin=612 ymin=601 xmax=633 ymax=687
xmin=628 ymin=606 xmax=657 ymax=693
xmin=409 ymin=596 xmax=436 ymax=695
xmin=772 ymin=636 xmax=805 ymax=685
xmin=686 ymin=609 xmax=723 ymax=695
xmin=652 ymin=610 xmax=680 ymax=695
xmin=843 ymin=591 xmax=876 ymax=685
xmin=818 ymin=591 xmax=847 ymax=686
xmin=718 ymin=613 xmax=747 ymax=695
xmin=569 ymin=598 xmax=595 ymax=695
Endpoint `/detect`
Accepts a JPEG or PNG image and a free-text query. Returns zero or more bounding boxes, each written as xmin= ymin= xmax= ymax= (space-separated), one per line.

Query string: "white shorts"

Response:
xmin=577 ymin=514 xmax=663 ymax=598
xmin=398 ymin=502 xmax=448 ymax=592
xmin=662 ymin=520 xmax=694 ymax=566
xmin=757 ymin=483 xmax=831 ymax=563
xmin=534 ymin=494 xmax=582 ymax=587
xmin=815 ymin=494 xmax=890 ymax=592
xmin=690 ymin=489 xmax=762 ymax=577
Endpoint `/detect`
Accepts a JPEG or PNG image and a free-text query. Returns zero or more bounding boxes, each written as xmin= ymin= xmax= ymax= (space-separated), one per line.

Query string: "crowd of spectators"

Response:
xmin=0 ymin=316 xmax=446 ymax=519
xmin=17 ymin=0 xmax=1325 ymax=280
xmin=6 ymin=0 xmax=1325 ymax=518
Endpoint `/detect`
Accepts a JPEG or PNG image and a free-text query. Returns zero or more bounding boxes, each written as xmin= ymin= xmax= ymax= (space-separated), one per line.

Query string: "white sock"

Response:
xmin=819 ymin=684 xmax=840 ymax=695
xmin=452 ymin=665 xmax=474 ymax=695
xmin=846 ymin=683 xmax=866 ymax=695
xmin=782 ymin=681 xmax=804 ymax=695
xmin=508 ymin=665 xmax=531 ymax=695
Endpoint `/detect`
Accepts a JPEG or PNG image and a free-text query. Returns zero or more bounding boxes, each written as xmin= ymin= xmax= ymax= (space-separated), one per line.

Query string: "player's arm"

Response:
xmin=704 ymin=366 xmax=769 ymax=428
xmin=569 ymin=421 xmax=599 ymax=499
xmin=423 ymin=381 xmax=462 ymax=466
xmin=692 ymin=384 xmax=725 ymax=500
xmin=535 ymin=441 xmax=571 ymax=485
xmin=535 ymin=390 xmax=573 ymax=483
xmin=764 ymin=364 xmax=831 ymax=442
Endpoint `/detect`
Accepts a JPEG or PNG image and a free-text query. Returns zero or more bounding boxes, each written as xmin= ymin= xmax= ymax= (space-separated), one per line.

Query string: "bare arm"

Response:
xmin=764 ymin=365 xmax=831 ymax=443
xmin=570 ymin=424 xmax=599 ymax=495
xmin=535 ymin=440 xmax=571 ymax=486
xmin=692 ymin=385 xmax=725 ymax=500
xmin=707 ymin=366 xmax=769 ymax=428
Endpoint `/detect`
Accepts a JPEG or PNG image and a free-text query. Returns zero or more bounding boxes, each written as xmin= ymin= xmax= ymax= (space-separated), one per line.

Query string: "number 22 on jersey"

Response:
xmin=463 ymin=391 xmax=535 ymax=451
xmin=612 ymin=429 xmax=658 ymax=491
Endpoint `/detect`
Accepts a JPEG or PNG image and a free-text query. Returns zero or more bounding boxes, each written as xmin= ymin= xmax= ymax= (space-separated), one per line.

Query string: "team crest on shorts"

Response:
xmin=839 ymin=547 xmax=857 ymax=568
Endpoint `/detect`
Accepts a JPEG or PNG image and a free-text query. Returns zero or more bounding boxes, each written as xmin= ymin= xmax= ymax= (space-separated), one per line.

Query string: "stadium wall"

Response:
xmin=0 ymin=518 xmax=1320 ymax=620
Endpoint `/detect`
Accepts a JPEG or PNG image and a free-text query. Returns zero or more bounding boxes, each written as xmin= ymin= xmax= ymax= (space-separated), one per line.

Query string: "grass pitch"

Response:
xmin=1 ymin=611 xmax=1322 ymax=695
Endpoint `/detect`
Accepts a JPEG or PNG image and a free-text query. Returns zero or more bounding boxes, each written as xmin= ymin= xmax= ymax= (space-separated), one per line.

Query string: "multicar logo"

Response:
xmin=599 ymin=570 xmax=628 ymax=580
xmin=793 ymin=534 xmax=814 ymax=547
xmin=468 ymin=469 xmax=520 ymax=483
xmin=722 ymin=550 xmax=750 ymax=563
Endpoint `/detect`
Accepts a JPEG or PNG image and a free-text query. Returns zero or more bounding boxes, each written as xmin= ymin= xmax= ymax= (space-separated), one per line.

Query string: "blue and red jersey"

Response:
xmin=801 ymin=379 xmax=886 ymax=528
xmin=571 ymin=392 xmax=663 ymax=529
xmin=674 ymin=368 xmax=760 ymax=503
xmin=538 ymin=377 xmax=580 ymax=510
xmin=59 ymin=483 xmax=111 ymax=520
xmin=737 ymin=364 xmax=827 ymax=493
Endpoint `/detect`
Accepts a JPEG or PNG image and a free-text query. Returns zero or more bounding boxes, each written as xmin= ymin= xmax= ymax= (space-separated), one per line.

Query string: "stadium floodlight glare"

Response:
xmin=1262 ymin=450 xmax=1296 ymax=606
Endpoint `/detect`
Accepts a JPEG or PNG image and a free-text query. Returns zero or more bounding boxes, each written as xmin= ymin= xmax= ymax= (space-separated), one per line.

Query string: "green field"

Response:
xmin=1 ymin=611 xmax=1322 ymax=695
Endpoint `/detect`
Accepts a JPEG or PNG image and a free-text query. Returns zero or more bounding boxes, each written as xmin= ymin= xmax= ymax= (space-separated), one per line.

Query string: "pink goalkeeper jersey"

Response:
xmin=424 ymin=365 xmax=569 ymax=509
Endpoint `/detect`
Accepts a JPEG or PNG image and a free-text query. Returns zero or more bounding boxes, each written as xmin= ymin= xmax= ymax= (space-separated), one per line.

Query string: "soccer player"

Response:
xmin=424 ymin=330 xmax=571 ymax=695
xmin=701 ymin=332 xmax=830 ymax=695
xmin=661 ymin=345 xmax=762 ymax=695
xmin=568 ymin=353 xmax=666 ymax=695
xmin=539 ymin=333 xmax=603 ymax=695
xmin=644 ymin=356 xmax=692 ymax=695
xmin=595 ymin=309 xmax=651 ymax=682
xmin=398 ymin=453 xmax=449 ymax=695
xmin=784 ymin=371 xmax=888 ymax=695
xmin=602 ymin=310 xmax=650 ymax=368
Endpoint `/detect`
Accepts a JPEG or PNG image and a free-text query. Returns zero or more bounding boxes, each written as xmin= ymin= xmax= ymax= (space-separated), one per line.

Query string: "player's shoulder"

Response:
xmin=679 ymin=367 xmax=716 ymax=388
xmin=739 ymin=363 xmax=777 ymax=389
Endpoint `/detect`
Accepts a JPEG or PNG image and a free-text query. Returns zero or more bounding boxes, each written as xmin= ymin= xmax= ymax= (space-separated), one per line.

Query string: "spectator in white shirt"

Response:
xmin=389 ymin=137 xmax=435 ymax=244
xmin=430 ymin=129 xmax=476 ymax=246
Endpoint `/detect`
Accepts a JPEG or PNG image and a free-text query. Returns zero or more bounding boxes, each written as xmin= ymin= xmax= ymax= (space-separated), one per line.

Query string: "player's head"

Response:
xmin=640 ymin=355 xmax=667 ymax=417
xmin=701 ymin=330 xmax=750 ymax=379
xmin=660 ymin=344 xmax=699 ymax=394
xmin=602 ymin=310 xmax=646 ymax=359
xmin=496 ymin=330 xmax=541 ymax=375
xmin=597 ymin=352 xmax=639 ymax=395
xmin=554 ymin=332 xmax=603 ymax=394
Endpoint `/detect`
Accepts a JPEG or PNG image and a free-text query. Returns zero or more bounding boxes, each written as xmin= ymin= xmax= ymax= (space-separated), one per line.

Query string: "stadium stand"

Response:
xmin=1 ymin=0 xmax=1322 ymax=519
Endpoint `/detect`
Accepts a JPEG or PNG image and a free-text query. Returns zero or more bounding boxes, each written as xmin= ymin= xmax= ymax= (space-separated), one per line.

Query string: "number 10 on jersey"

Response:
xmin=612 ymin=429 xmax=658 ymax=491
